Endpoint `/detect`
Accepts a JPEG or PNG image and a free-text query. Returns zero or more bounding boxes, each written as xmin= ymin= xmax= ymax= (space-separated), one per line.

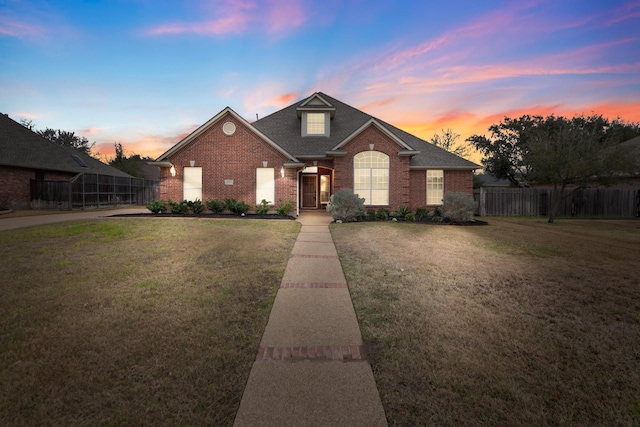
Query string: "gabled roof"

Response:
xmin=0 ymin=113 xmax=132 ymax=177
xmin=253 ymin=92 xmax=479 ymax=170
xmin=154 ymin=107 xmax=299 ymax=163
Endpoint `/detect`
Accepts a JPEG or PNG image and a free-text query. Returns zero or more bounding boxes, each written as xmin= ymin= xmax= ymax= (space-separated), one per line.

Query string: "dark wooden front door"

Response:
xmin=302 ymin=175 xmax=317 ymax=208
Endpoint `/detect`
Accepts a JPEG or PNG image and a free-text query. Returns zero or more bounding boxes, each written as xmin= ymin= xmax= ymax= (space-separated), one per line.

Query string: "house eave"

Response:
xmin=409 ymin=165 xmax=480 ymax=171
xmin=332 ymin=119 xmax=414 ymax=151
xmin=398 ymin=150 xmax=420 ymax=157
xmin=148 ymin=161 xmax=173 ymax=168
xmin=326 ymin=150 xmax=348 ymax=157
xmin=283 ymin=162 xmax=306 ymax=168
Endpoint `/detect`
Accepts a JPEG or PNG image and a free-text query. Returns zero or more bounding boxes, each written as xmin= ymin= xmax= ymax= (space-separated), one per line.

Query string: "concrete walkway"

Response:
xmin=234 ymin=211 xmax=388 ymax=426
xmin=0 ymin=207 xmax=149 ymax=231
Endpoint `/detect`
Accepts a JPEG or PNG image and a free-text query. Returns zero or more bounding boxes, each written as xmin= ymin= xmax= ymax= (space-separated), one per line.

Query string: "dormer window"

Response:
xmin=307 ymin=113 xmax=325 ymax=135
xmin=297 ymin=93 xmax=336 ymax=137
xmin=301 ymin=111 xmax=330 ymax=137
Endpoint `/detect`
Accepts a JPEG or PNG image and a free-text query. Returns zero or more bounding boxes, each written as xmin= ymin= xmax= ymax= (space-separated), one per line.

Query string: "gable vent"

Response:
xmin=223 ymin=122 xmax=236 ymax=135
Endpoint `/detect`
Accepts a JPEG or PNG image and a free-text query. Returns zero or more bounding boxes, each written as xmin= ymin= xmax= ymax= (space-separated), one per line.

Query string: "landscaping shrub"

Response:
xmin=375 ymin=207 xmax=390 ymax=220
xmin=443 ymin=192 xmax=477 ymax=223
xmin=431 ymin=206 xmax=445 ymax=223
xmin=415 ymin=206 xmax=430 ymax=222
xmin=255 ymin=199 xmax=271 ymax=215
xmin=206 ymin=199 xmax=225 ymax=214
xmin=275 ymin=199 xmax=295 ymax=216
xmin=146 ymin=200 xmax=166 ymax=214
xmin=365 ymin=208 xmax=377 ymax=221
xmin=225 ymin=199 xmax=251 ymax=215
xmin=168 ymin=200 xmax=189 ymax=214
xmin=326 ymin=188 xmax=365 ymax=222
xmin=187 ymin=199 xmax=204 ymax=214
xmin=405 ymin=212 xmax=415 ymax=222
xmin=396 ymin=205 xmax=412 ymax=219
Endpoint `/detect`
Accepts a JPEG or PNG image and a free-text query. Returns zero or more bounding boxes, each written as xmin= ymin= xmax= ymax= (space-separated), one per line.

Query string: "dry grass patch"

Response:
xmin=0 ymin=218 xmax=300 ymax=426
xmin=331 ymin=218 xmax=640 ymax=426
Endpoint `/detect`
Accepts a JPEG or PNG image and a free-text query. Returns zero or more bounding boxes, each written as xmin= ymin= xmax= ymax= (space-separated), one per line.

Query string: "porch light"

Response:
xmin=170 ymin=165 xmax=176 ymax=177
xmin=280 ymin=166 xmax=285 ymax=178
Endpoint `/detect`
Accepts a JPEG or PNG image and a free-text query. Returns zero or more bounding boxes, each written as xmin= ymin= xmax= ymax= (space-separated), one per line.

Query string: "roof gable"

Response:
xmin=155 ymin=107 xmax=299 ymax=163
xmin=254 ymin=92 xmax=479 ymax=169
xmin=331 ymin=118 xmax=415 ymax=152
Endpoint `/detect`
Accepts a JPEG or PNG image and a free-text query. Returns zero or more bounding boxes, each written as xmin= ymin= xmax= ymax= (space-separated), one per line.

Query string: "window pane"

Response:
xmin=307 ymin=113 xmax=325 ymax=135
xmin=426 ymin=170 xmax=443 ymax=205
xmin=353 ymin=151 xmax=389 ymax=206
xmin=256 ymin=168 xmax=275 ymax=204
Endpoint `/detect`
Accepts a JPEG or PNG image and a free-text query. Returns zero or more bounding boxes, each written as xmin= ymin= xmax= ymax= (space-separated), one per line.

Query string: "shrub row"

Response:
xmin=326 ymin=189 xmax=477 ymax=223
xmin=145 ymin=198 xmax=295 ymax=216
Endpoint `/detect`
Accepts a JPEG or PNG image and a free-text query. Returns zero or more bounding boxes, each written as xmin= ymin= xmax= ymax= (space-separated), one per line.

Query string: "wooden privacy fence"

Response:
xmin=31 ymin=173 xmax=159 ymax=210
xmin=475 ymin=187 xmax=640 ymax=217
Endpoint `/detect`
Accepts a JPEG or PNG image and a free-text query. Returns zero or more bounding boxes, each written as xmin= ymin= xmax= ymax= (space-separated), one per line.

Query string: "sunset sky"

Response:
xmin=1 ymin=0 xmax=639 ymax=163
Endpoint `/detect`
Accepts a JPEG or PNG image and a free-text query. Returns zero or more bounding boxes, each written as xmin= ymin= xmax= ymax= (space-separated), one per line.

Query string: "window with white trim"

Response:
xmin=302 ymin=112 xmax=329 ymax=136
xmin=426 ymin=170 xmax=444 ymax=205
xmin=306 ymin=112 xmax=325 ymax=135
xmin=354 ymin=151 xmax=389 ymax=205
xmin=256 ymin=168 xmax=274 ymax=205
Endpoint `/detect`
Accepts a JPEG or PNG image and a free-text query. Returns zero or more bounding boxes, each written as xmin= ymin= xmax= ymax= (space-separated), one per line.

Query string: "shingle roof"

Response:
xmin=0 ymin=113 xmax=132 ymax=177
xmin=253 ymin=92 xmax=479 ymax=169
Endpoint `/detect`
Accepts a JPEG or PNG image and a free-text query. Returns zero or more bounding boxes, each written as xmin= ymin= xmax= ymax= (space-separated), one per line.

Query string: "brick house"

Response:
xmin=152 ymin=92 xmax=479 ymax=214
xmin=0 ymin=113 xmax=133 ymax=209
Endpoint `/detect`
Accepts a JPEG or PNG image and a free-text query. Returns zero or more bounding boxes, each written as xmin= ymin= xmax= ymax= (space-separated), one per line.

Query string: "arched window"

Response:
xmin=354 ymin=151 xmax=389 ymax=205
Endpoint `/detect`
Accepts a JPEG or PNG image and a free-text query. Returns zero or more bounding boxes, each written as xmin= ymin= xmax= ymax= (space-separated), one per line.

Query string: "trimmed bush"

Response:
xmin=225 ymin=199 xmax=251 ymax=215
xmin=326 ymin=188 xmax=365 ymax=222
xmin=206 ymin=199 xmax=225 ymax=213
xmin=146 ymin=200 xmax=166 ymax=214
xmin=255 ymin=199 xmax=271 ymax=215
xmin=188 ymin=199 xmax=204 ymax=214
xmin=396 ymin=205 xmax=412 ymax=219
xmin=365 ymin=208 xmax=377 ymax=221
xmin=168 ymin=200 xmax=189 ymax=214
xmin=443 ymin=192 xmax=477 ymax=223
xmin=375 ymin=207 xmax=390 ymax=220
xmin=275 ymin=199 xmax=295 ymax=216
xmin=415 ymin=207 xmax=430 ymax=222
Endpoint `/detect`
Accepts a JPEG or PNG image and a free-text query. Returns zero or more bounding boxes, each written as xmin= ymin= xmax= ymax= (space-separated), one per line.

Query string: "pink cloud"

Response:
xmin=145 ymin=0 xmax=307 ymax=36
xmin=267 ymin=92 xmax=299 ymax=106
xmin=0 ymin=16 xmax=46 ymax=39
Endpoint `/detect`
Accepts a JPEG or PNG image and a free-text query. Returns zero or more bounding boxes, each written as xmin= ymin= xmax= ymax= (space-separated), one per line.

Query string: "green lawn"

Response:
xmin=332 ymin=218 xmax=640 ymax=427
xmin=0 ymin=218 xmax=300 ymax=426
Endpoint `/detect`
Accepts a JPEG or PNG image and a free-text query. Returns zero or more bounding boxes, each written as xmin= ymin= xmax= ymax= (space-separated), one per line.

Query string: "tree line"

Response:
xmin=431 ymin=114 xmax=640 ymax=223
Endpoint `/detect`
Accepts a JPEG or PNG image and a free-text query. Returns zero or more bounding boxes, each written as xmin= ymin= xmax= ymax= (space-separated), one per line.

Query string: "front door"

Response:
xmin=302 ymin=175 xmax=317 ymax=208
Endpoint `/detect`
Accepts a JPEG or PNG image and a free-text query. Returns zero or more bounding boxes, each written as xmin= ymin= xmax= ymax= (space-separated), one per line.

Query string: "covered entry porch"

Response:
xmin=299 ymin=166 xmax=333 ymax=209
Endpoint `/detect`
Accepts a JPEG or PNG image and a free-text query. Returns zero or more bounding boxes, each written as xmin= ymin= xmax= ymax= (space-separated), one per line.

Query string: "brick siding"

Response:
xmin=0 ymin=165 xmax=75 ymax=209
xmin=161 ymin=113 xmax=298 ymax=209
xmin=333 ymin=125 xmax=411 ymax=208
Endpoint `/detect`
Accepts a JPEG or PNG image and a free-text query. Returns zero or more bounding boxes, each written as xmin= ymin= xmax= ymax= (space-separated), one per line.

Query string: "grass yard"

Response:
xmin=0 ymin=218 xmax=300 ymax=426
xmin=331 ymin=218 xmax=640 ymax=427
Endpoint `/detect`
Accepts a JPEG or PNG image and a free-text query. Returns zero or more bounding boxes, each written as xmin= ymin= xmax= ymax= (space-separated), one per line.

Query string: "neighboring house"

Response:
xmin=0 ymin=113 xmax=133 ymax=209
xmin=152 ymin=92 xmax=479 ymax=214
xmin=474 ymin=173 xmax=512 ymax=188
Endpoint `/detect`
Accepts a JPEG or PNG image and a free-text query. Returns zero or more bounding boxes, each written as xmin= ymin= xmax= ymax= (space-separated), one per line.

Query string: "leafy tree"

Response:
xmin=430 ymin=128 xmax=471 ymax=158
xmin=108 ymin=142 xmax=146 ymax=177
xmin=37 ymin=128 xmax=95 ymax=154
xmin=468 ymin=114 xmax=640 ymax=223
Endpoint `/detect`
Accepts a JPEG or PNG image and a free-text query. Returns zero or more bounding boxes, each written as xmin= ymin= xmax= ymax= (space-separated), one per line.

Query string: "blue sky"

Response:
xmin=1 ymin=0 xmax=639 ymax=161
